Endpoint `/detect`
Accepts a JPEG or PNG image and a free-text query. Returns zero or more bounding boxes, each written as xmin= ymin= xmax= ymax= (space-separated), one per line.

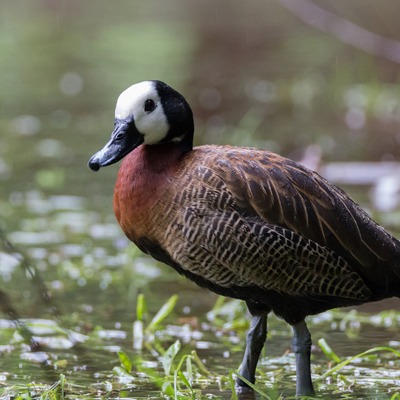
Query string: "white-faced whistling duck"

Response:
xmin=89 ymin=80 xmax=400 ymax=397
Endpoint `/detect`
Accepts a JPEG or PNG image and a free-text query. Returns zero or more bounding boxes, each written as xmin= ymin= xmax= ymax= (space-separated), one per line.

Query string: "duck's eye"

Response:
xmin=144 ymin=99 xmax=156 ymax=113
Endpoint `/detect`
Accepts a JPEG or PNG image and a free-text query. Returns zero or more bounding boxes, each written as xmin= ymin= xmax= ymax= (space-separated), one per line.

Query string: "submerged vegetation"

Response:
xmin=1 ymin=281 xmax=400 ymax=399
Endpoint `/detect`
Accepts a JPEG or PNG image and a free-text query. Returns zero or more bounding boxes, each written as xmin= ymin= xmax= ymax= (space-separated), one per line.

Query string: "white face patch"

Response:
xmin=115 ymin=81 xmax=170 ymax=144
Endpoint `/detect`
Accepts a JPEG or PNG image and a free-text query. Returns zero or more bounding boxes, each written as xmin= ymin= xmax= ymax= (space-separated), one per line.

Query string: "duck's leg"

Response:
xmin=291 ymin=320 xmax=315 ymax=396
xmin=236 ymin=302 xmax=270 ymax=391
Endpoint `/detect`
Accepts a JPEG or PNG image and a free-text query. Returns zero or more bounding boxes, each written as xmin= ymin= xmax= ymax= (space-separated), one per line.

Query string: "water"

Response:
xmin=1 ymin=1 xmax=400 ymax=398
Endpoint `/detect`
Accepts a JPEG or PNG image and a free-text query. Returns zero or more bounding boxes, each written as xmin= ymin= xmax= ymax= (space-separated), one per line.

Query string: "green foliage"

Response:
xmin=318 ymin=344 xmax=400 ymax=381
xmin=318 ymin=338 xmax=341 ymax=363
xmin=115 ymin=339 xmax=210 ymax=399
xmin=145 ymin=294 xmax=179 ymax=334
xmin=2 ymin=293 xmax=400 ymax=398
xmin=2 ymin=374 xmax=67 ymax=400
xmin=117 ymin=350 xmax=132 ymax=373
xmin=234 ymin=373 xmax=272 ymax=399
xmin=115 ymin=294 xmax=400 ymax=398
xmin=162 ymin=339 xmax=181 ymax=376
xmin=114 ymin=294 xmax=216 ymax=398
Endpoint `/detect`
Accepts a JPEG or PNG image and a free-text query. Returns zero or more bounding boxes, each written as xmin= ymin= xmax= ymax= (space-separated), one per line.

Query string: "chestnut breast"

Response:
xmin=113 ymin=144 xmax=187 ymax=244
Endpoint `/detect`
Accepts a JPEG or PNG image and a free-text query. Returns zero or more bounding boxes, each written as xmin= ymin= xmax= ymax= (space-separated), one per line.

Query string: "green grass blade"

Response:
xmin=59 ymin=374 xmax=65 ymax=398
xmin=175 ymin=354 xmax=189 ymax=373
xmin=190 ymin=350 xmax=212 ymax=376
xmin=186 ymin=355 xmax=193 ymax=382
xmin=117 ymin=350 xmax=132 ymax=373
xmin=136 ymin=293 xmax=146 ymax=321
xmin=235 ymin=373 xmax=272 ymax=399
xmin=318 ymin=338 xmax=341 ymax=363
xmin=146 ymin=294 xmax=179 ymax=333
xmin=177 ymin=369 xmax=192 ymax=390
xmin=318 ymin=346 xmax=400 ymax=381
xmin=161 ymin=381 xmax=175 ymax=398
xmin=228 ymin=370 xmax=239 ymax=400
xmin=211 ymin=296 xmax=226 ymax=312
xmin=174 ymin=370 xmax=178 ymax=400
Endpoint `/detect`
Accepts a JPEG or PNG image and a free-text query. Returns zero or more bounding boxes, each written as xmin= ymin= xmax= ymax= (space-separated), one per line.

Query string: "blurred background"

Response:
xmin=1 ymin=0 xmax=400 ymax=397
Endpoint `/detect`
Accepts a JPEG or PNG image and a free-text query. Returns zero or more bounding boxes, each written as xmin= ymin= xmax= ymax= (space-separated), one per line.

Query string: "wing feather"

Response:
xmin=210 ymin=149 xmax=400 ymax=279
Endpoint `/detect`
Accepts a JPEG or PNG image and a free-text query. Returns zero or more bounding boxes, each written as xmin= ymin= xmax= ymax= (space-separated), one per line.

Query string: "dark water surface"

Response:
xmin=1 ymin=1 xmax=400 ymax=398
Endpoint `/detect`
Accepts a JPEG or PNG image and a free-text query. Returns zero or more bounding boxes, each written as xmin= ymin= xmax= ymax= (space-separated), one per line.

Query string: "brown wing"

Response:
xmin=203 ymin=147 xmax=400 ymax=286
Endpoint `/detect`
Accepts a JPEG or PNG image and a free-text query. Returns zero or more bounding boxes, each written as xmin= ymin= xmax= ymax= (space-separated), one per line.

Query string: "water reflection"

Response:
xmin=1 ymin=0 xmax=400 ymax=398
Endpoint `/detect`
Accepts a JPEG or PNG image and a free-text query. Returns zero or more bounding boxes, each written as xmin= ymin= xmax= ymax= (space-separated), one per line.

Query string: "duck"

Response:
xmin=88 ymin=80 xmax=400 ymax=396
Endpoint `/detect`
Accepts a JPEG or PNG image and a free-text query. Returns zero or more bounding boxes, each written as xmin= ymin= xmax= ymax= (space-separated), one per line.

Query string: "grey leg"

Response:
xmin=291 ymin=320 xmax=315 ymax=396
xmin=236 ymin=309 xmax=268 ymax=390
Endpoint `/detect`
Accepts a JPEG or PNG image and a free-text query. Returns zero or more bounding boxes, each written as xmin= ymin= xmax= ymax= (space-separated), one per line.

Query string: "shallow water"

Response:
xmin=1 ymin=1 xmax=400 ymax=398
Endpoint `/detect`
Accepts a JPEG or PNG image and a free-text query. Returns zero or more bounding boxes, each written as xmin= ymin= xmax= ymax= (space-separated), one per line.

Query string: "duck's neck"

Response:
xmin=135 ymin=142 xmax=189 ymax=172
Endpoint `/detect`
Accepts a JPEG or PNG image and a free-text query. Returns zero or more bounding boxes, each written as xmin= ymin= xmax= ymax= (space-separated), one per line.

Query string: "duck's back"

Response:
xmin=114 ymin=144 xmax=400 ymax=320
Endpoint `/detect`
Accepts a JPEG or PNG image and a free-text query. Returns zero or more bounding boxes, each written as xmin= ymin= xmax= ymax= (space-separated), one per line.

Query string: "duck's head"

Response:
xmin=88 ymin=80 xmax=194 ymax=171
